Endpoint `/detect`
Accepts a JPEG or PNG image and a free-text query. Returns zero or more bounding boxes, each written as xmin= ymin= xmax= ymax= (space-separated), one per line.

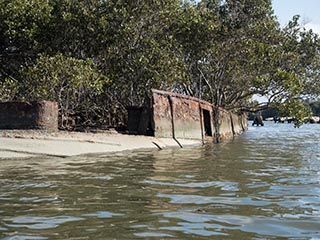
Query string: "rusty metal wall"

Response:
xmin=152 ymin=90 xmax=210 ymax=140
xmin=231 ymin=112 xmax=249 ymax=136
xmin=151 ymin=89 xmax=248 ymax=142
xmin=241 ymin=112 xmax=249 ymax=130
xmin=231 ymin=112 xmax=244 ymax=135
xmin=152 ymin=91 xmax=173 ymax=138
xmin=169 ymin=95 xmax=203 ymax=140
xmin=217 ymin=108 xmax=234 ymax=140
xmin=0 ymin=101 xmax=58 ymax=131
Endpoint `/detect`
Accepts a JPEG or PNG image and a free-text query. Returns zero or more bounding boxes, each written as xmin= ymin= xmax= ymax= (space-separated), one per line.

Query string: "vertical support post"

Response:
xmin=213 ymin=106 xmax=221 ymax=143
xmin=168 ymin=96 xmax=183 ymax=148
xmin=230 ymin=112 xmax=236 ymax=137
xmin=199 ymin=103 xmax=204 ymax=144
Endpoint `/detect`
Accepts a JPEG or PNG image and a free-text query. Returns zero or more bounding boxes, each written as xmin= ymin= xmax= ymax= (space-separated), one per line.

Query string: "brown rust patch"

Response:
xmin=127 ymin=89 xmax=248 ymax=142
xmin=0 ymin=101 xmax=58 ymax=131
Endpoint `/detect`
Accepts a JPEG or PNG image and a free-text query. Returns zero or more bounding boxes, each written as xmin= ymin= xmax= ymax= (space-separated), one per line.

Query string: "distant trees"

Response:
xmin=0 ymin=0 xmax=319 ymax=128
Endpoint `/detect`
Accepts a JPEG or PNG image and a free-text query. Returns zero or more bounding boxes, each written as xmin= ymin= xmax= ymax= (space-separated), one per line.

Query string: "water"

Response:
xmin=0 ymin=122 xmax=320 ymax=239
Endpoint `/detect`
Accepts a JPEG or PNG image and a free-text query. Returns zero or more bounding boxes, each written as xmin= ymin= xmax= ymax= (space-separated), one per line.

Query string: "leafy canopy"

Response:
xmin=0 ymin=0 xmax=319 ymax=128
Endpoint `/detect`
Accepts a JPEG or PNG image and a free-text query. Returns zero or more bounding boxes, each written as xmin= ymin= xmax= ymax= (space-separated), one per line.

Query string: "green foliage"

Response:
xmin=0 ymin=0 xmax=319 ymax=128
xmin=186 ymin=0 xmax=319 ymax=127
xmin=20 ymin=54 xmax=106 ymax=98
xmin=18 ymin=54 xmax=109 ymax=128
xmin=278 ymin=98 xmax=312 ymax=127
xmin=187 ymin=0 xmax=282 ymax=107
xmin=0 ymin=0 xmax=52 ymax=49
xmin=102 ymin=0 xmax=188 ymax=105
xmin=0 ymin=78 xmax=20 ymax=102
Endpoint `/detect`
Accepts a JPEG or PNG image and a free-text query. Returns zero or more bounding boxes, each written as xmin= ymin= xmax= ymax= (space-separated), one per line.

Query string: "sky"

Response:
xmin=272 ymin=0 xmax=320 ymax=34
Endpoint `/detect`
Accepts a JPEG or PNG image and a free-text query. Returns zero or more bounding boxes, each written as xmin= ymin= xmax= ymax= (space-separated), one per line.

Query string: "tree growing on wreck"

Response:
xmin=178 ymin=0 xmax=319 ymax=131
xmin=0 ymin=0 xmax=319 ymax=130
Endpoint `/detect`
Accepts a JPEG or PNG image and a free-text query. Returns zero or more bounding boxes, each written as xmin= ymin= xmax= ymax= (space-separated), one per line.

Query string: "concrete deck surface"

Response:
xmin=0 ymin=130 xmax=201 ymax=159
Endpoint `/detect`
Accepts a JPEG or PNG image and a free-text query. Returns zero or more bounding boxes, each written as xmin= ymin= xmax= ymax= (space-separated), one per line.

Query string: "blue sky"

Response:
xmin=272 ymin=0 xmax=320 ymax=34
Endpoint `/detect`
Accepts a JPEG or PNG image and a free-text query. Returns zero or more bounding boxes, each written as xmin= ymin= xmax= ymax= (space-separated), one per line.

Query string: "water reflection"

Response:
xmin=0 ymin=122 xmax=320 ymax=239
xmin=4 ymin=216 xmax=84 ymax=230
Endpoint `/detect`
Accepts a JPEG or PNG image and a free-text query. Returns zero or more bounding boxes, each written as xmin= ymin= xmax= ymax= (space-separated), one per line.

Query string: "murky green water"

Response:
xmin=1 ymin=122 xmax=320 ymax=239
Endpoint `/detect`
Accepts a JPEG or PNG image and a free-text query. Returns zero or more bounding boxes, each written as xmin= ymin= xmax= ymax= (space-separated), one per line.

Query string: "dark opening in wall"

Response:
xmin=203 ymin=109 xmax=212 ymax=136
xmin=127 ymin=106 xmax=154 ymax=136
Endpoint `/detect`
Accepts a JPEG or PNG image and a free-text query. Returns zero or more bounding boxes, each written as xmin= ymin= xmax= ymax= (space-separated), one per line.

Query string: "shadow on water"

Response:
xmin=0 ymin=122 xmax=320 ymax=239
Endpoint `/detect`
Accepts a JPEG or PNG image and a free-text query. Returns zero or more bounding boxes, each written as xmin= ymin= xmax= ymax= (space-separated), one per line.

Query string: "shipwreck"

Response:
xmin=127 ymin=89 xmax=248 ymax=143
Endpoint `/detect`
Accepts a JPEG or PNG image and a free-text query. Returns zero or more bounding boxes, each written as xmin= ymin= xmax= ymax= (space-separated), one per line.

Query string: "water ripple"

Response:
xmin=155 ymin=211 xmax=320 ymax=238
xmin=82 ymin=211 xmax=124 ymax=218
xmin=158 ymin=193 xmax=270 ymax=206
xmin=143 ymin=180 xmax=239 ymax=191
xmin=3 ymin=216 xmax=84 ymax=230
xmin=0 ymin=122 xmax=319 ymax=239
xmin=1 ymin=236 xmax=47 ymax=240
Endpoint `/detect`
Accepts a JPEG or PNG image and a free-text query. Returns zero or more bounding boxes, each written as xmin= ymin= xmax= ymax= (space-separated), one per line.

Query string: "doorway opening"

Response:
xmin=203 ymin=109 xmax=212 ymax=136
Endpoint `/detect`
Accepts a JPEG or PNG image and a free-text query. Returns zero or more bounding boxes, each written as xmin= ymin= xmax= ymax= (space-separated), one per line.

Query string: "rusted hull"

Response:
xmin=151 ymin=90 xmax=247 ymax=142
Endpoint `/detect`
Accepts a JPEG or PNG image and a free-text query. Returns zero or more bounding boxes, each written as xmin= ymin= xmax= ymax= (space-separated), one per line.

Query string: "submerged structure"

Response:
xmin=0 ymin=90 xmax=247 ymax=143
xmin=127 ymin=89 xmax=248 ymax=142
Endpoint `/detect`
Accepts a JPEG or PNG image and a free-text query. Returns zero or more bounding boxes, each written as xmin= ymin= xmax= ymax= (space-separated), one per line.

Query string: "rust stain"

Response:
xmin=0 ymin=101 xmax=58 ymax=131
xmin=150 ymin=89 xmax=248 ymax=142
